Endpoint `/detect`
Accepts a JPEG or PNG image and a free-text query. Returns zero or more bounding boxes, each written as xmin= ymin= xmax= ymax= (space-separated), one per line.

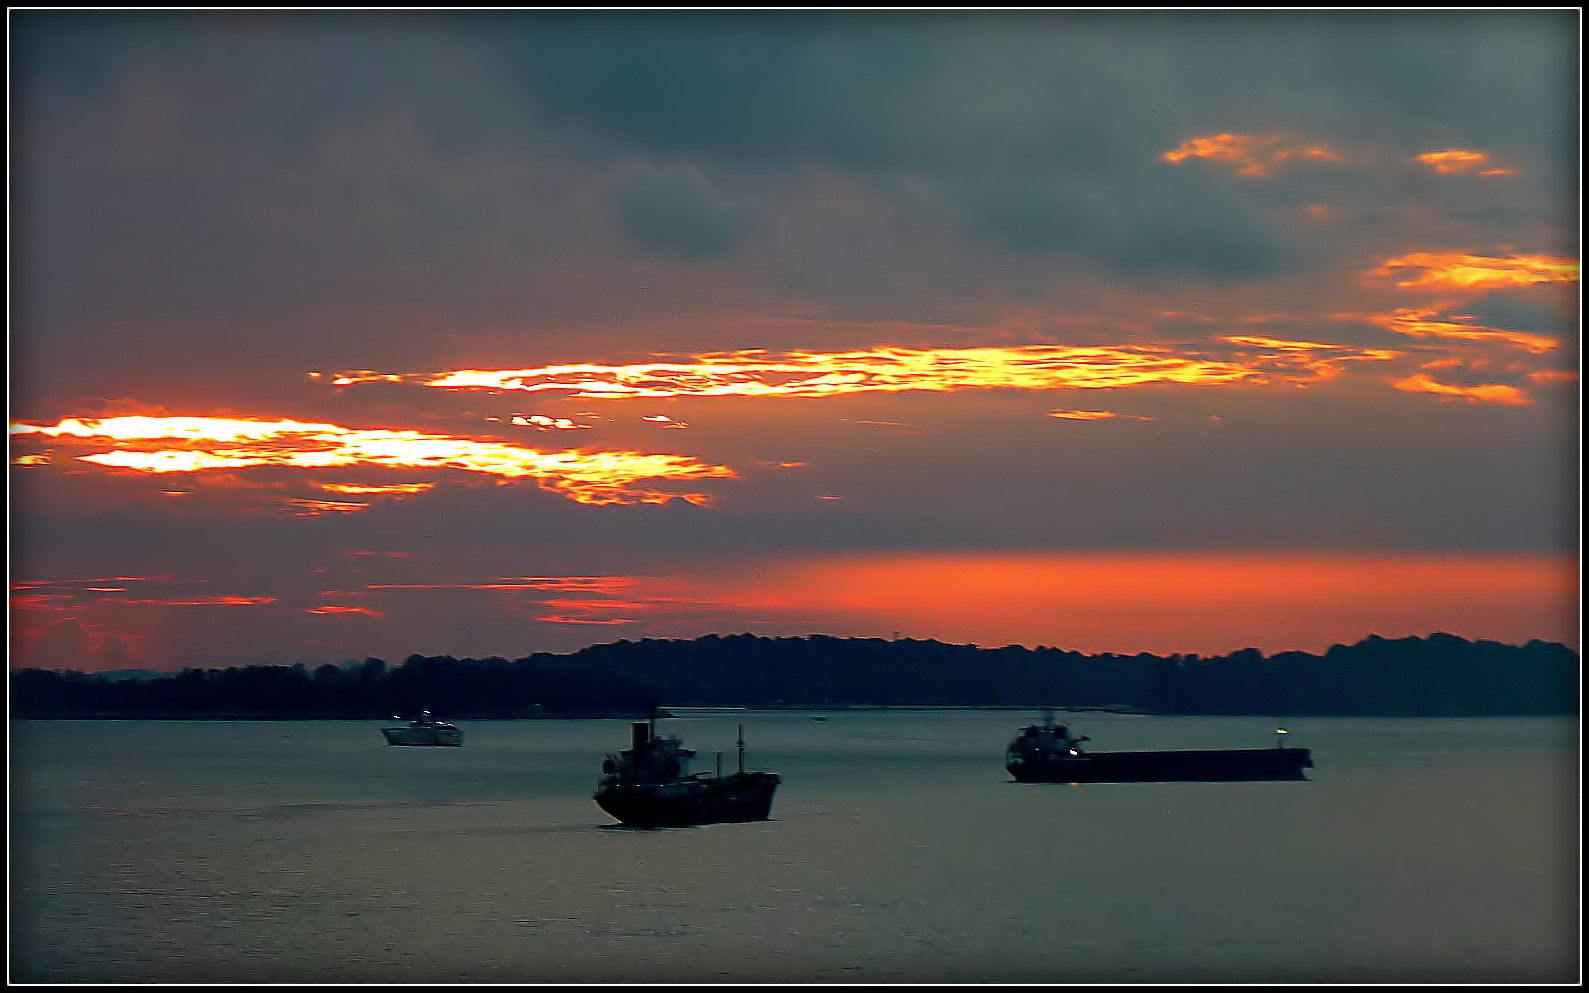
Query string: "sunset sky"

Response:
xmin=10 ymin=11 xmax=1580 ymax=673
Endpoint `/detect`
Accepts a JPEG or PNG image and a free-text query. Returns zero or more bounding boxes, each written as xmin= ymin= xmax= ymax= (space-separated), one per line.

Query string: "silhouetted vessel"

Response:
xmin=380 ymin=710 xmax=464 ymax=746
xmin=1006 ymin=712 xmax=1311 ymax=783
xmin=594 ymin=715 xmax=780 ymax=827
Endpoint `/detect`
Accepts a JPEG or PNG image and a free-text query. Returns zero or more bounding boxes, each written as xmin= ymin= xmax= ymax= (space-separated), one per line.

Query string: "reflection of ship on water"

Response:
xmin=594 ymin=713 xmax=780 ymax=827
xmin=380 ymin=710 xmax=464 ymax=746
xmin=1006 ymin=711 xmax=1312 ymax=783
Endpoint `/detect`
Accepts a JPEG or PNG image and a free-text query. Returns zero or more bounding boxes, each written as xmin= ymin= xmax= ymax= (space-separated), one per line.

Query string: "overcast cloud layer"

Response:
xmin=10 ymin=11 xmax=1579 ymax=672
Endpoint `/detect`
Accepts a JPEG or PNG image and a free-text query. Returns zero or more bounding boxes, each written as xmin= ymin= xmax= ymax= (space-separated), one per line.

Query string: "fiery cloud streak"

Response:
xmin=1367 ymin=252 xmax=1579 ymax=293
xmin=10 ymin=416 xmax=736 ymax=506
xmin=305 ymin=605 xmax=384 ymax=617
xmin=315 ymin=482 xmax=438 ymax=496
xmin=1415 ymin=150 xmax=1518 ymax=176
xmin=1163 ymin=136 xmax=1522 ymax=180
xmin=327 ymin=341 xmax=1403 ymax=401
xmin=1388 ymin=372 xmax=1529 ymax=405
xmin=1047 ymin=409 xmax=1154 ymax=421
xmin=11 ymin=575 xmax=277 ymax=611
xmin=280 ymin=498 xmax=372 ymax=515
xmin=1363 ymin=307 xmax=1559 ymax=354
xmin=364 ymin=575 xmax=738 ymax=626
xmin=1160 ymin=133 xmax=1343 ymax=176
xmin=510 ymin=414 xmax=590 ymax=430
xmin=367 ymin=577 xmax=644 ymax=593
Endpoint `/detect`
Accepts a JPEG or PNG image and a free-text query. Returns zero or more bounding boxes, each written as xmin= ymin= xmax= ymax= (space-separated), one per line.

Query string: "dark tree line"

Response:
xmin=8 ymin=653 xmax=658 ymax=720
xmin=8 ymin=631 xmax=1579 ymax=719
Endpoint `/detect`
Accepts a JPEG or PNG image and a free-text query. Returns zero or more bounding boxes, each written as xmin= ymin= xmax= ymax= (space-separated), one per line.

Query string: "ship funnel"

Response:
xmin=631 ymin=721 xmax=650 ymax=756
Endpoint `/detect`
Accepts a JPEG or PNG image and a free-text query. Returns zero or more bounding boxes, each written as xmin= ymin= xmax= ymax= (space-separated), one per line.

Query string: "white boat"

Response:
xmin=380 ymin=710 xmax=464 ymax=746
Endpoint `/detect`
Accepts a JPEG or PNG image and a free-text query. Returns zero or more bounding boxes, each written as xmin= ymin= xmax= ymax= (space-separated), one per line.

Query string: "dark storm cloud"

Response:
xmin=606 ymin=161 xmax=746 ymax=258
xmin=13 ymin=11 xmax=530 ymax=165
xmin=13 ymin=13 xmax=541 ymax=319
xmin=1310 ymin=12 xmax=1579 ymax=158
xmin=15 ymin=10 xmax=1572 ymax=356
xmin=13 ymin=14 xmax=618 ymax=406
xmin=472 ymin=10 xmax=1574 ymax=279
xmin=945 ymin=164 xmax=1295 ymax=279
xmin=480 ymin=11 xmax=1299 ymax=280
xmin=482 ymin=12 xmax=1175 ymax=172
xmin=1135 ymin=11 xmax=1576 ymax=162
xmin=10 ymin=10 xmax=191 ymax=92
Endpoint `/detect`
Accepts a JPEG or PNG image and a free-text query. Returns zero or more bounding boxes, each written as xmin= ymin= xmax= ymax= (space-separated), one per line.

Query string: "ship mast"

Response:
xmin=737 ymin=723 xmax=745 ymax=774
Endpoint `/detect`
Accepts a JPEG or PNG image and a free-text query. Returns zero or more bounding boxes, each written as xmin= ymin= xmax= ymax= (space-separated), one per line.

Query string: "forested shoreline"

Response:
xmin=9 ymin=631 xmax=1578 ymax=720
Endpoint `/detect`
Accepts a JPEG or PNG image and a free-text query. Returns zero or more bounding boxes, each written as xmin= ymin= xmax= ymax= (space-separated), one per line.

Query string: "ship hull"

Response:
xmin=1008 ymin=746 xmax=1312 ymax=783
xmin=595 ymin=772 xmax=780 ymax=827
xmin=381 ymin=727 xmax=464 ymax=746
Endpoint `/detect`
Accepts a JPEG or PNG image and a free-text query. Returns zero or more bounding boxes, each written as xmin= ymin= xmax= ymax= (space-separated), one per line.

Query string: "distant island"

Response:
xmin=8 ymin=631 xmax=1579 ymax=720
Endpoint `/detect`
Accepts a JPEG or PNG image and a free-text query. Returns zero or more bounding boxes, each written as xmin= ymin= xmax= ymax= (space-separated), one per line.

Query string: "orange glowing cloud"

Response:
xmin=305 ymin=605 xmax=384 ymax=618
xmin=1047 ymin=409 xmax=1154 ymax=421
xmin=314 ymin=482 xmax=438 ymax=496
xmin=367 ymin=576 xmax=644 ymax=593
xmin=362 ymin=575 xmax=747 ymax=627
xmin=326 ymin=339 xmax=1412 ymax=403
xmin=27 ymin=593 xmax=277 ymax=608
xmin=278 ymin=498 xmax=373 ymax=515
xmin=124 ymin=596 xmax=279 ymax=607
xmin=11 ymin=576 xmax=277 ymax=611
xmin=1367 ymin=252 xmax=1579 ymax=293
xmin=1388 ymin=372 xmax=1530 ymax=405
xmin=1163 ymin=136 xmax=1522 ymax=181
xmin=10 ymin=576 xmax=289 ymax=672
xmin=10 ymin=415 xmax=736 ymax=507
xmin=1215 ymin=334 xmax=1403 ymax=384
xmin=534 ymin=599 xmax=660 ymax=625
xmin=1363 ymin=306 xmax=1559 ymax=354
xmin=1160 ymin=133 xmax=1343 ymax=176
xmin=1343 ymin=253 xmax=1572 ymax=402
xmin=1415 ymin=150 xmax=1518 ymax=176
xmin=509 ymin=414 xmax=591 ymax=431
xmin=12 ymin=575 xmax=179 ymax=589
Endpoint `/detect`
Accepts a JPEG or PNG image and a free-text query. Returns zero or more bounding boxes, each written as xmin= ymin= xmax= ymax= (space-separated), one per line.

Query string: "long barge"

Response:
xmin=1006 ymin=713 xmax=1312 ymax=783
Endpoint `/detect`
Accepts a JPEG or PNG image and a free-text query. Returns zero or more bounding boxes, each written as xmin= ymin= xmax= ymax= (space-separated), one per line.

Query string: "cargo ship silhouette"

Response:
xmin=1006 ymin=711 xmax=1312 ymax=783
xmin=595 ymin=712 xmax=780 ymax=827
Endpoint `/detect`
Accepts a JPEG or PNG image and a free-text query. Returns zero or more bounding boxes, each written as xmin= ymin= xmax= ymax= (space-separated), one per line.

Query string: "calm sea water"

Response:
xmin=8 ymin=711 xmax=1580 ymax=983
